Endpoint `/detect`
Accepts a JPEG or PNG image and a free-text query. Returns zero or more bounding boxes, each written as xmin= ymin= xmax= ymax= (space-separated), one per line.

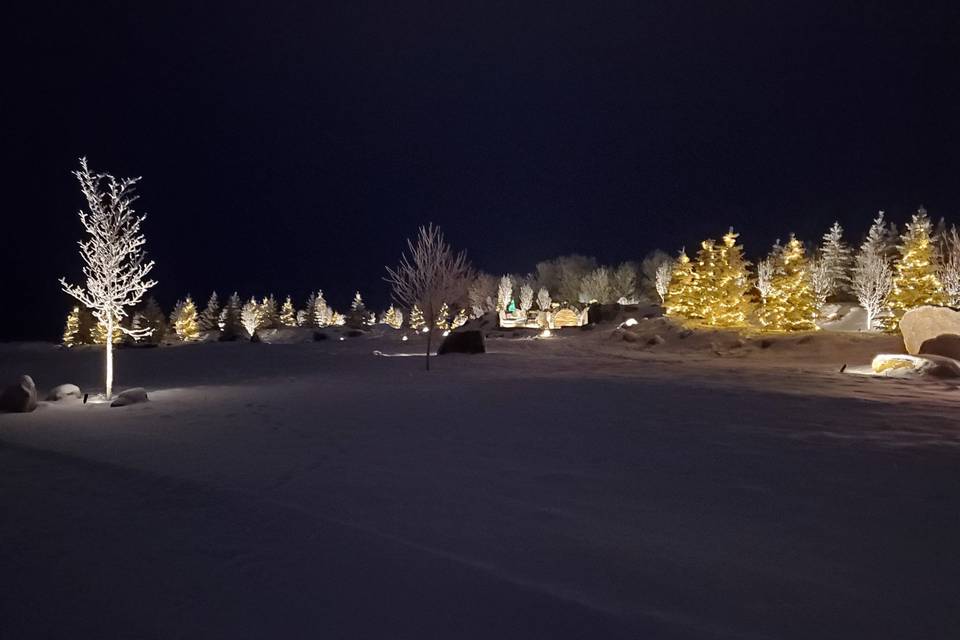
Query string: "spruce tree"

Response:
xmin=198 ymin=292 xmax=220 ymax=331
xmin=218 ymin=292 xmax=243 ymax=339
xmin=707 ymin=229 xmax=753 ymax=327
xmin=303 ymin=291 xmax=319 ymax=327
xmin=259 ymin=295 xmax=279 ymax=329
xmin=888 ymin=209 xmax=947 ymax=322
xmin=382 ymin=305 xmax=404 ymax=329
xmin=409 ymin=304 xmax=426 ymax=331
xmin=820 ymin=222 xmax=852 ymax=294
xmin=280 ymin=295 xmax=297 ymax=327
xmin=664 ymin=250 xmax=699 ymax=320
xmin=759 ymin=236 xmax=818 ymax=331
xmin=139 ymin=296 xmax=167 ymax=344
xmin=435 ymin=302 xmax=451 ymax=330
xmin=173 ymin=295 xmax=201 ymax=342
xmin=63 ymin=306 xmax=81 ymax=347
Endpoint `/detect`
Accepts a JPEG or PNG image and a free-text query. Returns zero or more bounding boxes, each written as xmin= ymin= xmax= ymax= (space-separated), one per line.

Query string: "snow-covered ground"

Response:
xmin=1 ymin=327 xmax=959 ymax=639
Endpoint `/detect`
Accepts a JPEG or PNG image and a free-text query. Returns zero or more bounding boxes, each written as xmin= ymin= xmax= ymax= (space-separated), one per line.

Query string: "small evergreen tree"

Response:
xmin=759 ymin=236 xmax=817 ymax=331
xmin=280 ymin=295 xmax=297 ymax=327
xmin=706 ymin=230 xmax=753 ymax=327
xmin=382 ymin=305 xmax=404 ymax=329
xmin=536 ymin=287 xmax=552 ymax=311
xmin=172 ymin=295 xmax=201 ymax=342
xmin=241 ymin=298 xmax=260 ymax=338
xmin=218 ymin=292 xmax=243 ymax=339
xmin=888 ymin=208 xmax=947 ymax=323
xmin=198 ymin=292 xmax=220 ymax=331
xmin=435 ymin=302 xmax=451 ymax=330
xmin=63 ymin=306 xmax=81 ymax=347
xmin=409 ymin=304 xmax=425 ymax=331
xmin=664 ymin=250 xmax=699 ymax=320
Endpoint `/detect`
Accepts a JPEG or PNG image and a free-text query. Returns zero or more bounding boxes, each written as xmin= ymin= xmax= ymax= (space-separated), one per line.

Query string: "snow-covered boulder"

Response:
xmin=46 ymin=384 xmax=82 ymax=401
xmin=110 ymin=387 xmax=149 ymax=407
xmin=0 ymin=375 xmax=38 ymax=413
xmin=899 ymin=306 xmax=960 ymax=354
xmin=871 ymin=353 xmax=960 ymax=378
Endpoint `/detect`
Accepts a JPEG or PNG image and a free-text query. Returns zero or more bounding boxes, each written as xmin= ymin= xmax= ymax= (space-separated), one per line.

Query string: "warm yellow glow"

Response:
xmin=758 ymin=236 xmax=818 ymax=332
xmin=887 ymin=210 xmax=947 ymax=328
xmin=173 ymin=296 xmax=201 ymax=342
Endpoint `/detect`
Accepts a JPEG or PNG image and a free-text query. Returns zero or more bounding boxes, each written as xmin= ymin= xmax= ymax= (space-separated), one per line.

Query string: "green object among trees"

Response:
xmin=507 ymin=299 xmax=517 ymax=313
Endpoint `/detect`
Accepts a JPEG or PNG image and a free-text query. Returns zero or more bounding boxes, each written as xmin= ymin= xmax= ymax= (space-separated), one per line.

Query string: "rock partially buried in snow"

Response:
xmin=46 ymin=384 xmax=82 ymax=401
xmin=110 ymin=387 xmax=149 ymax=407
xmin=919 ymin=334 xmax=960 ymax=361
xmin=0 ymin=375 xmax=38 ymax=413
xmin=899 ymin=306 xmax=960 ymax=354
xmin=871 ymin=353 xmax=960 ymax=378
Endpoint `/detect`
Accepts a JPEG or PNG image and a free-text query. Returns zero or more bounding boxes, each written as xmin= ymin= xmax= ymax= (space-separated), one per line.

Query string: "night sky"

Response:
xmin=4 ymin=1 xmax=959 ymax=340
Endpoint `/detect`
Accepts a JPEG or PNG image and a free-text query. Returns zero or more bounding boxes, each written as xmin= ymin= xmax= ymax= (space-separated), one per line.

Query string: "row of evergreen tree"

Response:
xmin=63 ymin=290 xmax=469 ymax=346
xmin=662 ymin=208 xmax=956 ymax=331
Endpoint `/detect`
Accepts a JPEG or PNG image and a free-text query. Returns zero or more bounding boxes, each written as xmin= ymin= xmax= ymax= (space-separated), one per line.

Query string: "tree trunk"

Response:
xmin=105 ymin=316 xmax=114 ymax=400
xmin=425 ymin=328 xmax=432 ymax=371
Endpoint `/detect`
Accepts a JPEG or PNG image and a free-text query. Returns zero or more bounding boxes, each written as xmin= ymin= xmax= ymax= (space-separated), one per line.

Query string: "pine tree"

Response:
xmin=241 ymin=298 xmax=260 ymax=338
xmin=664 ymin=250 xmax=699 ymax=320
xmin=91 ymin=312 xmax=123 ymax=345
xmin=63 ymin=306 xmax=81 ymax=347
xmin=435 ymin=302 xmax=451 ymax=330
xmin=382 ymin=305 xmax=404 ymax=329
xmin=759 ymin=236 xmax=818 ymax=331
xmin=218 ymin=292 xmax=243 ymax=338
xmin=706 ymin=229 xmax=753 ymax=327
xmin=690 ymin=239 xmax=720 ymax=321
xmin=280 ymin=295 xmax=297 ymax=327
xmin=451 ymin=308 xmax=468 ymax=329
xmin=198 ymin=292 xmax=220 ymax=331
xmin=819 ymin=222 xmax=852 ymax=294
xmin=139 ymin=297 xmax=167 ymax=344
xmin=172 ymin=295 xmax=201 ymax=342
xmin=348 ymin=291 xmax=370 ymax=328
xmin=259 ymin=295 xmax=279 ymax=329
xmin=409 ymin=304 xmax=426 ymax=331
xmin=313 ymin=290 xmax=332 ymax=327
xmin=888 ymin=208 xmax=947 ymax=323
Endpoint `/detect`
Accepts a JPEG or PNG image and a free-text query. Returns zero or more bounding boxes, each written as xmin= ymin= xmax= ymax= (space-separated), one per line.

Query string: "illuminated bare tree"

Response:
xmin=654 ymin=259 xmax=673 ymax=304
xmin=385 ymin=224 xmax=472 ymax=370
xmin=852 ymin=213 xmax=894 ymax=331
xmin=60 ymin=158 xmax=157 ymax=400
xmin=937 ymin=226 xmax=960 ymax=306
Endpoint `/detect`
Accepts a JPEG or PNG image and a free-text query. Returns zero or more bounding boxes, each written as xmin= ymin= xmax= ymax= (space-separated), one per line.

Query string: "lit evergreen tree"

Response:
xmin=664 ymin=250 xmax=699 ymax=320
xmin=435 ymin=302 xmax=451 ymax=330
xmin=63 ymin=307 xmax=81 ymax=347
xmin=759 ymin=236 xmax=817 ymax=331
xmin=172 ymin=295 xmax=201 ymax=342
xmin=382 ymin=305 xmax=404 ymax=329
xmin=706 ymin=229 xmax=753 ymax=327
xmin=280 ymin=295 xmax=297 ymax=327
xmin=888 ymin=208 xmax=947 ymax=324
xmin=409 ymin=304 xmax=426 ymax=331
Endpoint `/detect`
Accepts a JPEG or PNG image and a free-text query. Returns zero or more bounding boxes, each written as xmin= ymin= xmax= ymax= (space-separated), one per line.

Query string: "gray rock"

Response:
xmin=110 ymin=387 xmax=149 ymax=407
xmin=46 ymin=384 xmax=82 ymax=401
xmin=919 ymin=334 xmax=960 ymax=361
xmin=0 ymin=375 xmax=38 ymax=413
xmin=899 ymin=306 xmax=960 ymax=354
xmin=647 ymin=334 xmax=666 ymax=346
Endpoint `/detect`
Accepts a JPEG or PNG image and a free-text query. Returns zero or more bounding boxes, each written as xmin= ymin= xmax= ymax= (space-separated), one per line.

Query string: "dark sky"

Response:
xmin=4 ymin=1 xmax=959 ymax=340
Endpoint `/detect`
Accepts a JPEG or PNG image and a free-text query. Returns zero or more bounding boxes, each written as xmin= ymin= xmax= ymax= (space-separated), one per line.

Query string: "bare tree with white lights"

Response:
xmin=385 ymin=224 xmax=472 ymax=370
xmin=60 ymin=158 xmax=157 ymax=400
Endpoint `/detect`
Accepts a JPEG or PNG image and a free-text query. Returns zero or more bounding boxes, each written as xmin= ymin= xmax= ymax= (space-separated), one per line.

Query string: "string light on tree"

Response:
xmin=758 ymin=235 xmax=818 ymax=331
xmin=173 ymin=295 xmax=201 ymax=342
xmin=280 ymin=295 xmax=297 ymax=327
xmin=887 ymin=208 xmax=947 ymax=325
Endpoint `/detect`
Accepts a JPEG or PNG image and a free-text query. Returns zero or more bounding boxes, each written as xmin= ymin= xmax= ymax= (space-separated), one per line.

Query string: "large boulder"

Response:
xmin=46 ymin=384 xmax=82 ymax=401
xmin=899 ymin=306 xmax=960 ymax=354
xmin=0 ymin=375 xmax=38 ymax=413
xmin=110 ymin=387 xmax=149 ymax=407
xmin=871 ymin=353 xmax=960 ymax=378
xmin=437 ymin=330 xmax=486 ymax=355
